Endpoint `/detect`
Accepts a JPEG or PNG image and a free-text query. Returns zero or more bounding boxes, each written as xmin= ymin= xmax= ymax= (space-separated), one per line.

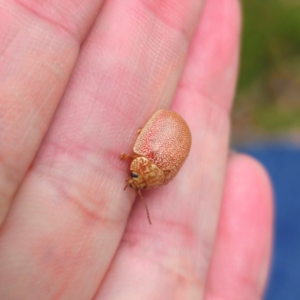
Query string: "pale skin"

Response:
xmin=0 ymin=0 xmax=273 ymax=299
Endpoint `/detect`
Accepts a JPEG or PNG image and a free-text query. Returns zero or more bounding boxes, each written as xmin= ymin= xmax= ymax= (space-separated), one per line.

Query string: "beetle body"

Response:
xmin=121 ymin=109 xmax=192 ymax=223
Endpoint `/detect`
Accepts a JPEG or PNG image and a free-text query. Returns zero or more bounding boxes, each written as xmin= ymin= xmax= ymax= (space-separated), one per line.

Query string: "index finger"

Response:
xmin=0 ymin=0 xmax=105 ymax=224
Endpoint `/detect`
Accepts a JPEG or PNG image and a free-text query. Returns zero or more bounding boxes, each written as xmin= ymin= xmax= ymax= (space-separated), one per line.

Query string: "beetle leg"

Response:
xmin=120 ymin=153 xmax=140 ymax=160
xmin=120 ymin=153 xmax=133 ymax=160
xmin=163 ymin=169 xmax=171 ymax=176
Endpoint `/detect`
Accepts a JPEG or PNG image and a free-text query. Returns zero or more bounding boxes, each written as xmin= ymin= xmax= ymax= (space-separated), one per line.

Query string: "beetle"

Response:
xmin=121 ymin=109 xmax=192 ymax=224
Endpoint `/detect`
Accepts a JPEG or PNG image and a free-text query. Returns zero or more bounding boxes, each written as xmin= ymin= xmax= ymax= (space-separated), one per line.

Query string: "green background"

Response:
xmin=233 ymin=0 xmax=300 ymax=141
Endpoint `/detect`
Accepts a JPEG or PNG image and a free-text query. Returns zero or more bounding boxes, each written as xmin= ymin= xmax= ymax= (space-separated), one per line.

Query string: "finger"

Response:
xmin=205 ymin=154 xmax=273 ymax=300
xmin=0 ymin=0 xmax=105 ymax=224
xmin=95 ymin=0 xmax=241 ymax=298
xmin=0 ymin=0 xmax=205 ymax=299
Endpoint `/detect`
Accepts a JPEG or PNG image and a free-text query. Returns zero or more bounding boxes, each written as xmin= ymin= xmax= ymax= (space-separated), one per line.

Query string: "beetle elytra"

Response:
xmin=121 ymin=109 xmax=192 ymax=224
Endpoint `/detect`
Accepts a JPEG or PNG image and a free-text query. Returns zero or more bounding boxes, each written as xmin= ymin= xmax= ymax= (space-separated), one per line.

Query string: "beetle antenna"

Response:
xmin=124 ymin=177 xmax=131 ymax=190
xmin=138 ymin=190 xmax=152 ymax=225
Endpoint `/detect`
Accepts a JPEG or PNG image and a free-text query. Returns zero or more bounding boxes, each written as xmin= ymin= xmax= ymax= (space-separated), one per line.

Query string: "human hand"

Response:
xmin=0 ymin=0 xmax=273 ymax=299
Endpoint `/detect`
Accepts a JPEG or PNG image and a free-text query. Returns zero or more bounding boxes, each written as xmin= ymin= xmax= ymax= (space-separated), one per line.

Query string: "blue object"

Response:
xmin=239 ymin=142 xmax=300 ymax=300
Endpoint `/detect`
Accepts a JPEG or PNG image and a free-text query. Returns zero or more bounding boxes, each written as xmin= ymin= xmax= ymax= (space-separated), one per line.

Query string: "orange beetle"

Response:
xmin=121 ymin=109 xmax=192 ymax=224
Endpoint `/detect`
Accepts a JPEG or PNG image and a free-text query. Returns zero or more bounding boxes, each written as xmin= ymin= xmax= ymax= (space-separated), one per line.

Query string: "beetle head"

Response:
xmin=126 ymin=170 xmax=147 ymax=190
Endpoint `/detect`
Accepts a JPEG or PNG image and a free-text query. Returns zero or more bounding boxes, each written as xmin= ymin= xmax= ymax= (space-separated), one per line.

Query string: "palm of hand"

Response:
xmin=0 ymin=0 xmax=273 ymax=299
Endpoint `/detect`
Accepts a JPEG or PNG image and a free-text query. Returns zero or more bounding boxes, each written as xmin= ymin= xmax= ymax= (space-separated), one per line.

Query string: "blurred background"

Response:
xmin=234 ymin=0 xmax=300 ymax=299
